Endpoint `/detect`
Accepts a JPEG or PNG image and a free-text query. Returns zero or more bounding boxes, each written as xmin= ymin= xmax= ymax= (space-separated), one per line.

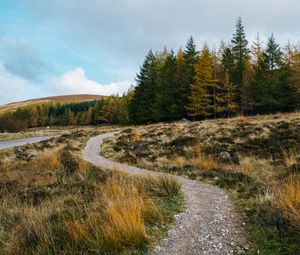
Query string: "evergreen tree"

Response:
xmin=182 ymin=37 xmax=198 ymax=118
xmin=231 ymin=17 xmax=249 ymax=106
xmin=129 ymin=50 xmax=158 ymax=124
xmin=221 ymin=46 xmax=235 ymax=79
xmin=253 ymin=35 xmax=296 ymax=113
xmin=172 ymin=48 xmax=185 ymax=119
xmin=153 ymin=50 xmax=177 ymax=122
xmin=264 ymin=34 xmax=283 ymax=71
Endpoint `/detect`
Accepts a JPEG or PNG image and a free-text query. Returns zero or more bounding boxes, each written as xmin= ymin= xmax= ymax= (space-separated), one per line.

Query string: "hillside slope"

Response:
xmin=0 ymin=94 xmax=106 ymax=115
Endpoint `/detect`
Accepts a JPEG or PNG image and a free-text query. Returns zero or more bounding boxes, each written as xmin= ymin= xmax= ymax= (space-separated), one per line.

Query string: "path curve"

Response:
xmin=83 ymin=133 xmax=249 ymax=255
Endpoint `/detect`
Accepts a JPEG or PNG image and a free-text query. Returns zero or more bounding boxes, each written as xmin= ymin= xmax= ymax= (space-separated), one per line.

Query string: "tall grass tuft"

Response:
xmin=274 ymin=178 xmax=300 ymax=230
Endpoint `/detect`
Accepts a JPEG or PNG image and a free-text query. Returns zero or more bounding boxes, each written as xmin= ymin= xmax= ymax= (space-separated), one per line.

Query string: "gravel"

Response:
xmin=83 ymin=133 xmax=249 ymax=255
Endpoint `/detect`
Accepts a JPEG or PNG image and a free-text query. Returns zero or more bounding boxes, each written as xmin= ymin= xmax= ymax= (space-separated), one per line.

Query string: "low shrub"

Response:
xmin=59 ymin=149 xmax=78 ymax=175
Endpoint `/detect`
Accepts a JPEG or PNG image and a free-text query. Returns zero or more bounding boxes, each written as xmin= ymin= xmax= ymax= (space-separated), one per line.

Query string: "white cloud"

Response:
xmin=0 ymin=65 xmax=132 ymax=105
xmin=49 ymin=68 xmax=132 ymax=96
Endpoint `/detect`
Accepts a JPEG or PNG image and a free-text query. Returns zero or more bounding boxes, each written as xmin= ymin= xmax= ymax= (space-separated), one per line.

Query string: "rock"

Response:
xmin=16 ymin=152 xmax=35 ymax=160
xmin=133 ymin=142 xmax=148 ymax=151
xmin=14 ymin=146 xmax=35 ymax=160
xmin=219 ymin=151 xmax=231 ymax=161
xmin=180 ymin=118 xmax=190 ymax=123
xmin=14 ymin=146 xmax=24 ymax=154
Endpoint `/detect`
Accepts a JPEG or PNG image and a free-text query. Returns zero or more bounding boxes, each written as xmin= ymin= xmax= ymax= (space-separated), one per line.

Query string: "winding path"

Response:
xmin=83 ymin=133 xmax=249 ymax=255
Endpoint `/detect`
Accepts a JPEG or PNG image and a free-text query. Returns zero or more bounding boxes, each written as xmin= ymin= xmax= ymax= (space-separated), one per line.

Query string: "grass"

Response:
xmin=0 ymin=132 xmax=183 ymax=254
xmin=274 ymin=178 xmax=300 ymax=230
xmin=102 ymin=112 xmax=300 ymax=254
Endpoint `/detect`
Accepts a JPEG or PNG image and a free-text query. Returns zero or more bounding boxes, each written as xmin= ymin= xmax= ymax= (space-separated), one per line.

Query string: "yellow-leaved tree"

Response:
xmin=186 ymin=44 xmax=217 ymax=119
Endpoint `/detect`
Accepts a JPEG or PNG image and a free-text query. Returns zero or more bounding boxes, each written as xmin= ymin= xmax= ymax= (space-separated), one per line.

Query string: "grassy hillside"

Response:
xmin=0 ymin=94 xmax=106 ymax=115
xmin=102 ymin=112 xmax=300 ymax=254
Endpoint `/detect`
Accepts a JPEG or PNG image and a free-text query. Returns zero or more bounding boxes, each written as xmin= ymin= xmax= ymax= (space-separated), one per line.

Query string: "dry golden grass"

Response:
xmin=0 ymin=145 xmax=182 ymax=254
xmin=238 ymin=156 xmax=276 ymax=183
xmin=283 ymin=147 xmax=300 ymax=170
xmin=172 ymin=155 xmax=220 ymax=171
xmin=274 ymin=178 xmax=300 ymax=230
xmin=132 ymin=132 xmax=141 ymax=142
xmin=190 ymin=156 xmax=220 ymax=170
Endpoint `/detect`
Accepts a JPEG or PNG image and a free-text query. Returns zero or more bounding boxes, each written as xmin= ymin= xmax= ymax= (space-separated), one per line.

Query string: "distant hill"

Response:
xmin=0 ymin=94 xmax=106 ymax=115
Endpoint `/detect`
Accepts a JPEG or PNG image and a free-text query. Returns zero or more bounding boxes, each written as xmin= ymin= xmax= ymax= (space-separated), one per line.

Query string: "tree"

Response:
xmin=221 ymin=46 xmax=235 ymax=80
xmin=251 ymin=33 xmax=264 ymax=67
xmin=129 ymin=50 xmax=158 ymax=124
xmin=285 ymin=42 xmax=300 ymax=108
xmin=231 ymin=17 xmax=249 ymax=106
xmin=172 ymin=48 xmax=185 ymax=119
xmin=66 ymin=109 xmax=76 ymax=125
xmin=253 ymin=35 xmax=297 ymax=113
xmin=182 ymin=36 xmax=199 ymax=118
xmin=222 ymin=73 xmax=239 ymax=117
xmin=264 ymin=34 xmax=283 ymax=71
xmin=153 ymin=49 xmax=177 ymax=122
xmin=241 ymin=57 xmax=254 ymax=114
xmin=186 ymin=45 xmax=216 ymax=118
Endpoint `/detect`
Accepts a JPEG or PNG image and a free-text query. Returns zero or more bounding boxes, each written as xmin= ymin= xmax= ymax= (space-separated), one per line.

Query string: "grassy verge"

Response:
xmin=0 ymin=131 xmax=183 ymax=255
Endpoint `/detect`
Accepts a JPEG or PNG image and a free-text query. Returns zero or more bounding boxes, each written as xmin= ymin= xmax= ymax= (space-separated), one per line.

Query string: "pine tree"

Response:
xmin=231 ymin=17 xmax=249 ymax=106
xmin=253 ymin=35 xmax=296 ymax=113
xmin=182 ymin=37 xmax=199 ymax=118
xmin=186 ymin=45 xmax=216 ymax=118
xmin=264 ymin=34 xmax=283 ymax=71
xmin=129 ymin=50 xmax=158 ymax=124
xmin=221 ymin=46 xmax=235 ymax=79
xmin=172 ymin=48 xmax=185 ymax=119
xmin=153 ymin=49 xmax=177 ymax=122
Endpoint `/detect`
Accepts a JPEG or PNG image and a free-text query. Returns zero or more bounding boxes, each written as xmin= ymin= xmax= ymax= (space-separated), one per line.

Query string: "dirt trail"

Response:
xmin=83 ymin=133 xmax=249 ymax=255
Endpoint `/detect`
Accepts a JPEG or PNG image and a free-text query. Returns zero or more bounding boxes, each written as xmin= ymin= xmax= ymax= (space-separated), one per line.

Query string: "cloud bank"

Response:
xmin=50 ymin=68 xmax=131 ymax=96
xmin=0 ymin=65 xmax=131 ymax=105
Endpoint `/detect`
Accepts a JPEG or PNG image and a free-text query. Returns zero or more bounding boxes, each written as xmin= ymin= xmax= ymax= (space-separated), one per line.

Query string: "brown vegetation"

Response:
xmin=0 ymin=130 xmax=183 ymax=254
xmin=102 ymin=112 xmax=300 ymax=254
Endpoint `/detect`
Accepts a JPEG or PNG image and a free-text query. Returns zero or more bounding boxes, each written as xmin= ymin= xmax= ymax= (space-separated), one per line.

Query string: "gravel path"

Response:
xmin=83 ymin=133 xmax=249 ymax=255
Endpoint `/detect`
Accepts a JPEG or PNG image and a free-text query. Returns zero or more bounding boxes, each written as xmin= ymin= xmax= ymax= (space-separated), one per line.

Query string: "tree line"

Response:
xmin=0 ymin=17 xmax=299 ymax=131
xmin=129 ymin=17 xmax=300 ymax=124
xmin=0 ymin=96 xmax=130 ymax=132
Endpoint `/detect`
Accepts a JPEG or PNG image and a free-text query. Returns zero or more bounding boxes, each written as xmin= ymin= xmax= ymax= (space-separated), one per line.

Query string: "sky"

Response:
xmin=0 ymin=0 xmax=299 ymax=105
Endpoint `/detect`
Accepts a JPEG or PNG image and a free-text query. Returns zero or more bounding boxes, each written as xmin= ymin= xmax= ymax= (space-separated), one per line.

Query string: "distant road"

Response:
xmin=0 ymin=136 xmax=54 ymax=150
